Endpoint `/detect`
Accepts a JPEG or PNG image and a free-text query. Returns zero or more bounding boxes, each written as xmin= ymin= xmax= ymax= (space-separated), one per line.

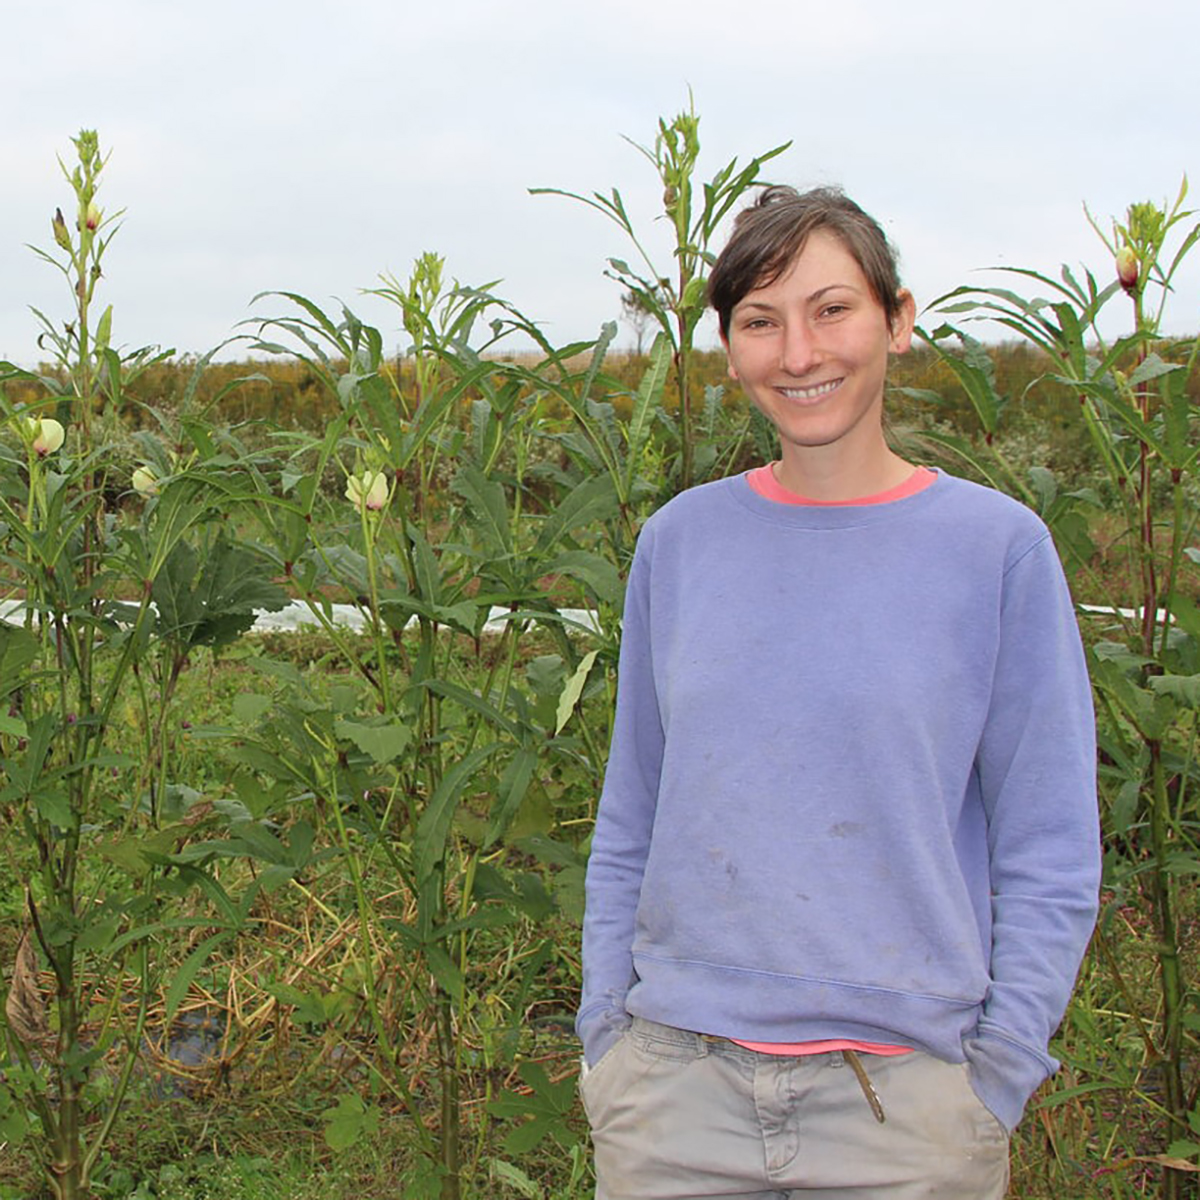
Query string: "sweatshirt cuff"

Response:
xmin=963 ymin=1030 xmax=1056 ymax=1133
xmin=576 ymin=1004 xmax=632 ymax=1067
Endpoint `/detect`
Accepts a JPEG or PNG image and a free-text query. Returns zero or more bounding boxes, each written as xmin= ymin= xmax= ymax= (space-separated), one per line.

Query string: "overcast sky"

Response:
xmin=3 ymin=0 xmax=1199 ymax=366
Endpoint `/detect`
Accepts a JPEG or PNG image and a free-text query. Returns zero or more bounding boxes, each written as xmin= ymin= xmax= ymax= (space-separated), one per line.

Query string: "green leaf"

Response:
xmin=414 ymin=745 xmax=501 ymax=881
xmin=451 ymin=465 xmax=512 ymax=557
xmin=265 ymin=982 xmax=336 ymax=1026
xmin=540 ymin=550 xmax=623 ymax=606
xmin=335 ymin=718 xmax=412 ymax=763
xmin=532 ymin=473 xmax=619 ymax=556
xmin=152 ymin=536 xmax=288 ymax=650
xmin=322 ymin=1093 xmax=379 ymax=1151
xmin=526 ymin=655 xmax=565 ymax=698
xmin=622 ymin=334 xmax=671 ymax=500
xmin=0 ymin=714 xmax=27 ymax=738
xmin=424 ymin=944 xmax=465 ymax=1003
xmin=232 ymin=693 xmax=273 ymax=723
xmin=1094 ymin=641 xmax=1154 ymax=672
xmin=1148 ymin=673 xmax=1200 ymax=707
xmin=0 ymin=1090 xmax=30 ymax=1145
xmin=75 ymin=917 xmax=121 ymax=953
xmin=556 ymin=650 xmax=598 ymax=735
xmin=490 ymin=1160 xmax=542 ymax=1200
xmin=164 ymin=931 xmax=235 ymax=1023
xmin=1127 ymin=352 xmax=1182 ymax=387
xmin=0 ymin=625 xmax=39 ymax=701
xmin=485 ymin=749 xmax=539 ymax=849
xmin=488 ymin=1060 xmax=582 ymax=1154
xmin=424 ymin=679 xmax=520 ymax=739
xmin=32 ymin=788 xmax=73 ymax=831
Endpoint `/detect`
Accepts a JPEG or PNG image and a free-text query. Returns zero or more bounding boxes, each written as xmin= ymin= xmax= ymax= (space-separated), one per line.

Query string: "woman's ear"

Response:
xmin=721 ymin=332 xmax=739 ymax=382
xmin=889 ymin=290 xmax=917 ymax=355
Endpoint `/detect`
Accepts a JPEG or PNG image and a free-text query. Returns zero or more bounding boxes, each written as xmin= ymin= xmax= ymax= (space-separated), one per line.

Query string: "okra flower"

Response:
xmin=24 ymin=416 xmax=65 ymax=457
xmin=132 ymin=465 xmax=159 ymax=496
xmin=1116 ymin=246 xmax=1139 ymax=294
xmin=345 ymin=470 xmax=389 ymax=512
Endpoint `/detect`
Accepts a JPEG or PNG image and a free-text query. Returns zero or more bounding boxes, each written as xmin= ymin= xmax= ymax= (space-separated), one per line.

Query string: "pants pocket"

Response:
xmin=578 ymin=1028 xmax=632 ymax=1123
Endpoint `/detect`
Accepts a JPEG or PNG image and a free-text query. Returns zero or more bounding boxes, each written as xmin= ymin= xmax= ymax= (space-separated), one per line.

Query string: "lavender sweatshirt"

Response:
xmin=577 ymin=470 xmax=1100 ymax=1132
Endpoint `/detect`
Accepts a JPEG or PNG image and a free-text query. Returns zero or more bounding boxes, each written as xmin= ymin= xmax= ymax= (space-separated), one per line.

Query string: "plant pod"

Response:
xmin=1116 ymin=246 xmax=1139 ymax=294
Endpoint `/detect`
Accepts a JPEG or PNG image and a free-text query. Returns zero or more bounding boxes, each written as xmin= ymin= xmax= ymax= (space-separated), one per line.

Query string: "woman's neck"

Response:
xmin=773 ymin=444 xmax=915 ymax=503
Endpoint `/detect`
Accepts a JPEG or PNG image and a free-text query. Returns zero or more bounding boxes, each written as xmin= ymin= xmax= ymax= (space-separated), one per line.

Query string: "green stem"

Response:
xmin=360 ymin=506 xmax=392 ymax=711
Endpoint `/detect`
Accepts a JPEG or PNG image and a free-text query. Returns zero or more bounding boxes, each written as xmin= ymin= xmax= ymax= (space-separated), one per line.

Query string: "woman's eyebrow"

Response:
xmin=734 ymin=283 xmax=863 ymax=313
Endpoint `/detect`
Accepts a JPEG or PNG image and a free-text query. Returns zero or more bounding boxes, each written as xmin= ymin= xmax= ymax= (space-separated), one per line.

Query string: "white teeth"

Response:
xmin=779 ymin=379 xmax=840 ymax=400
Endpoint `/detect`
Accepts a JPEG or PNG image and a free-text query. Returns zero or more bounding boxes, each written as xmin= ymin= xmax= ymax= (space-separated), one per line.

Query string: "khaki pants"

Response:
xmin=580 ymin=1018 xmax=1010 ymax=1200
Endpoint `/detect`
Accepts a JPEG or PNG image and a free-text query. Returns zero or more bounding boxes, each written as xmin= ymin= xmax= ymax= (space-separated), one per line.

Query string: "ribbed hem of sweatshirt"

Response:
xmin=624 ymin=954 xmax=980 ymax=1058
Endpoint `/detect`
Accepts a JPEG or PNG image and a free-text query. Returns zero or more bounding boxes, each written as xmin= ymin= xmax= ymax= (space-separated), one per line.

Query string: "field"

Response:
xmin=2 ymin=122 xmax=1200 ymax=1200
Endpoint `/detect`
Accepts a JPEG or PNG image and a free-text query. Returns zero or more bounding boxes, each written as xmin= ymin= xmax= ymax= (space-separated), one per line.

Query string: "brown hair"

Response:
xmin=708 ymin=186 xmax=904 ymax=339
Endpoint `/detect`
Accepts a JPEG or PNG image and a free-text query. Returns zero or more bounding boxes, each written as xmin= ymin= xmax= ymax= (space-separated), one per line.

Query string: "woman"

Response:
xmin=577 ymin=186 xmax=1100 ymax=1199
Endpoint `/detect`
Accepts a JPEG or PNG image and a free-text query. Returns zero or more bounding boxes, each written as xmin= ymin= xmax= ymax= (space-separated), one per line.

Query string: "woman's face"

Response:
xmin=723 ymin=229 xmax=914 ymax=465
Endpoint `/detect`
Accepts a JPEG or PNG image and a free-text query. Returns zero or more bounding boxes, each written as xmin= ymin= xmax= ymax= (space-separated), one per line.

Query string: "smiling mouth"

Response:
xmin=778 ymin=378 xmax=842 ymax=401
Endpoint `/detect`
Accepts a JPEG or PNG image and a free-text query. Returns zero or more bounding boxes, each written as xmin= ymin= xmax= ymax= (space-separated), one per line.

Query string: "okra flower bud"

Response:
xmin=1116 ymin=246 xmax=1139 ymax=294
xmin=52 ymin=208 xmax=71 ymax=251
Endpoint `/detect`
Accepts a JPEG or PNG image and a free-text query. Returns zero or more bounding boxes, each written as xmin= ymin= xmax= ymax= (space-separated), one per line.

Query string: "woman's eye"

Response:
xmin=820 ymin=304 xmax=848 ymax=318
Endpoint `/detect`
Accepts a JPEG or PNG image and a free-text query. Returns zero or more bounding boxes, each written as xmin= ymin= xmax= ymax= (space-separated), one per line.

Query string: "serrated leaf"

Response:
xmin=322 ymin=1093 xmax=379 ymax=1151
xmin=0 ymin=714 xmax=27 ymax=738
xmin=490 ymin=1160 xmax=541 ymax=1200
xmin=265 ymin=982 xmax=334 ymax=1026
xmin=1148 ymin=674 xmax=1200 ymax=707
xmin=32 ymin=788 xmax=73 ymax=831
xmin=451 ymin=465 xmax=511 ymax=557
xmin=152 ymin=537 xmax=288 ymax=650
xmin=1127 ymin=352 xmax=1183 ymax=387
xmin=0 ymin=625 xmax=39 ymax=701
xmin=334 ymin=718 xmax=412 ymax=763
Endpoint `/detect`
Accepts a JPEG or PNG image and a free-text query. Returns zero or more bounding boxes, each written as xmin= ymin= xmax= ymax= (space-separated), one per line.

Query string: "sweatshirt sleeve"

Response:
xmin=965 ymin=531 xmax=1101 ymax=1132
xmin=576 ymin=529 xmax=665 ymax=1065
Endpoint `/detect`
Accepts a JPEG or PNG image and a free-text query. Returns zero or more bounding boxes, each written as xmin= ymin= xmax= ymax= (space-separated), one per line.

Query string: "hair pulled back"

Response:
xmin=708 ymin=186 xmax=904 ymax=339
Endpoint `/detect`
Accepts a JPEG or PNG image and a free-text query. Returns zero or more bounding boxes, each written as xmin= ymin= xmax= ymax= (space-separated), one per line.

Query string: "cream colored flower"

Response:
xmin=345 ymin=470 xmax=388 ymax=512
xmin=24 ymin=416 xmax=65 ymax=457
xmin=132 ymin=465 xmax=159 ymax=496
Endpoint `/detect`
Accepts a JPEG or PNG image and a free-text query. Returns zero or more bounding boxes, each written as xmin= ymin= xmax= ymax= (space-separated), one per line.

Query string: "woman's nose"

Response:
xmin=780 ymin=322 xmax=820 ymax=376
